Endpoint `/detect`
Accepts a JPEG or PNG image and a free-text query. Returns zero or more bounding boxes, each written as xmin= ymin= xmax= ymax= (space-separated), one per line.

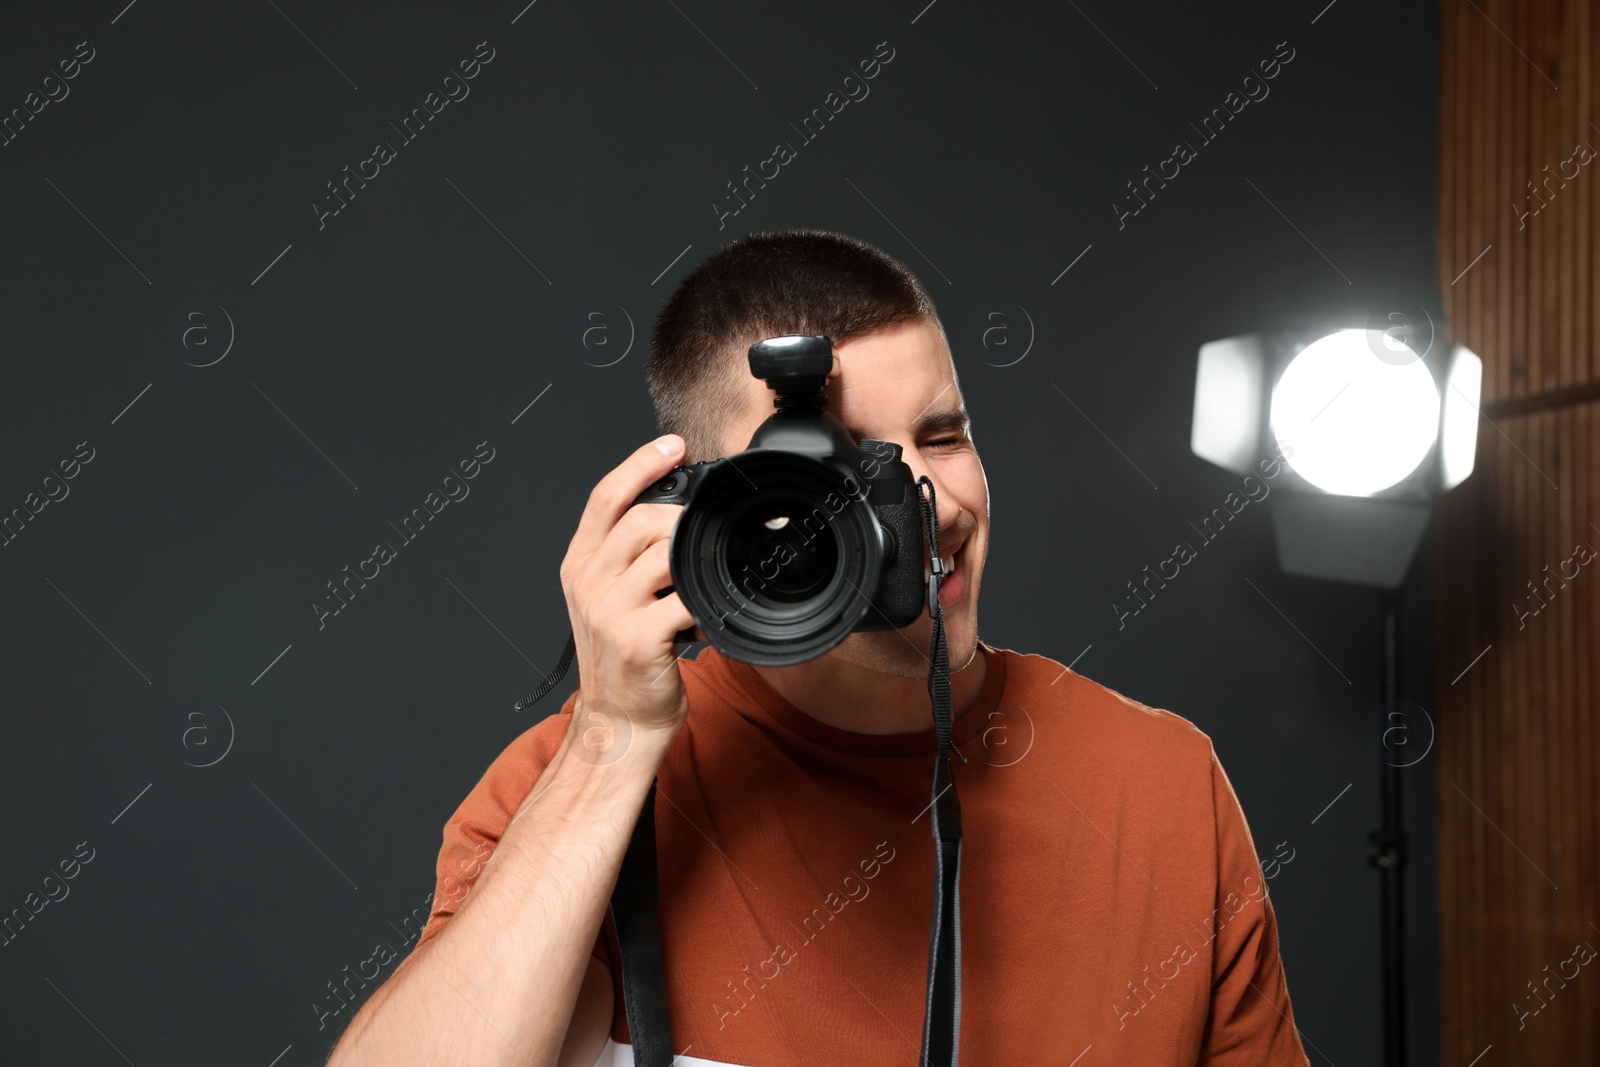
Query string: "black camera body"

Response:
xmin=634 ymin=335 xmax=926 ymax=666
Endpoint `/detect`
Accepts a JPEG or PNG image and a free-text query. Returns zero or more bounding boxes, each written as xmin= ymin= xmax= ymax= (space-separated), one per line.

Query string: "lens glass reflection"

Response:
xmin=723 ymin=500 xmax=839 ymax=603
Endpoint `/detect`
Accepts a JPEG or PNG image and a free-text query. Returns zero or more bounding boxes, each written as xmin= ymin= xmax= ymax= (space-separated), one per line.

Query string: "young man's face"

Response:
xmin=714 ymin=317 xmax=990 ymax=678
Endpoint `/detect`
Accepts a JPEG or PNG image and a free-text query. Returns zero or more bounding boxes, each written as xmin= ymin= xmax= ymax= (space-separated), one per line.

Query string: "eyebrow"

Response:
xmin=844 ymin=406 xmax=971 ymax=442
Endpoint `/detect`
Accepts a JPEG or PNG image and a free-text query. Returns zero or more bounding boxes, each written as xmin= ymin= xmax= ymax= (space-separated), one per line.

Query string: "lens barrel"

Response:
xmin=669 ymin=450 xmax=882 ymax=666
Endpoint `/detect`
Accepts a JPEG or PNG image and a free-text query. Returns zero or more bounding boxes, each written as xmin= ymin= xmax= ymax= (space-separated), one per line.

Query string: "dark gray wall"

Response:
xmin=0 ymin=0 xmax=1440 ymax=1063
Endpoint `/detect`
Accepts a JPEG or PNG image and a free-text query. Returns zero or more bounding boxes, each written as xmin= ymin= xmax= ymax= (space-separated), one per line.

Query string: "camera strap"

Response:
xmin=510 ymin=476 xmax=964 ymax=1067
xmin=916 ymin=474 xmax=965 ymax=1067
xmin=515 ymin=639 xmax=679 ymax=1067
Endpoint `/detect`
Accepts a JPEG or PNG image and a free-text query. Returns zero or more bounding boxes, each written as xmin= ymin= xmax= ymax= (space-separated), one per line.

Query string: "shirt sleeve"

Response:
xmin=1198 ymin=746 xmax=1313 ymax=1067
xmin=407 ymin=695 xmax=613 ymax=972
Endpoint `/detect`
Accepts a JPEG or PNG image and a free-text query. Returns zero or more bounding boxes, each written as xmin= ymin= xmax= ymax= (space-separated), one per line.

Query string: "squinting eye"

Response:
xmin=925 ymin=437 xmax=965 ymax=449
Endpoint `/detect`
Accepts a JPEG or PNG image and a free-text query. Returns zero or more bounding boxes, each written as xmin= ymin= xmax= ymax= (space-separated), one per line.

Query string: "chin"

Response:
xmin=943 ymin=616 xmax=981 ymax=672
xmin=831 ymin=630 xmax=928 ymax=679
xmin=831 ymin=609 xmax=980 ymax=679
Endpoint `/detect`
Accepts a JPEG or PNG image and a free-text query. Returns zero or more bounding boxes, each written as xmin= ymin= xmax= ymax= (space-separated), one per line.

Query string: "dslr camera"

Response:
xmin=634 ymin=335 xmax=926 ymax=666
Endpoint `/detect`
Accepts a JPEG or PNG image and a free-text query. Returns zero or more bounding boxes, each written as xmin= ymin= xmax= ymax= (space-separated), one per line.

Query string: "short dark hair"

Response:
xmin=648 ymin=230 xmax=939 ymax=461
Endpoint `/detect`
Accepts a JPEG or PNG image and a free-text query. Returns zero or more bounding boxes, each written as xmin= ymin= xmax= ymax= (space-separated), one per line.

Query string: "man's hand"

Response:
xmin=560 ymin=433 xmax=699 ymax=740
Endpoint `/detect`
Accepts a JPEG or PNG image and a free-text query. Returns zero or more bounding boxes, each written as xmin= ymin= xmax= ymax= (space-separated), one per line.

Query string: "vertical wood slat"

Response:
xmin=1437 ymin=0 xmax=1599 ymax=1064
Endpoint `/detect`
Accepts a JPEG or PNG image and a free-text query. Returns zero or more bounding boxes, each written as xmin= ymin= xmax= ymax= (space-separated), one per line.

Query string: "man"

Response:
xmin=327 ymin=231 xmax=1312 ymax=1066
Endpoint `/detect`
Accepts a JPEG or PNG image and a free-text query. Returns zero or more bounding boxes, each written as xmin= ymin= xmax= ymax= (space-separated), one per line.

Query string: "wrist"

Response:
xmin=501 ymin=712 xmax=673 ymax=835
xmin=557 ymin=693 xmax=678 ymax=773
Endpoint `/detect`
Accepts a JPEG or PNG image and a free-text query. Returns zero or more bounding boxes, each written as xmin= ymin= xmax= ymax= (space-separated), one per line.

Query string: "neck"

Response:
xmin=753 ymin=644 xmax=989 ymax=735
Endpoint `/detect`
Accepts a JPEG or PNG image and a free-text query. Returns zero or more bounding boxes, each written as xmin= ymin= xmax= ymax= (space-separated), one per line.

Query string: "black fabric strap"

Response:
xmin=512 ymin=632 xmax=577 ymax=712
xmin=917 ymin=475 xmax=964 ymax=1067
xmin=610 ymin=782 xmax=675 ymax=1067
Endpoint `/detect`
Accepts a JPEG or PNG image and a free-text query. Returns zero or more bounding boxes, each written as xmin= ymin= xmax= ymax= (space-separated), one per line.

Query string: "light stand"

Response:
xmin=1372 ymin=591 xmax=1406 ymax=1067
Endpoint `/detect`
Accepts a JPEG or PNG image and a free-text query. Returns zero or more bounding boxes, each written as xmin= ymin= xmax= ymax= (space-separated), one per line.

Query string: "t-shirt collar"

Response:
xmin=699 ymin=640 xmax=1007 ymax=757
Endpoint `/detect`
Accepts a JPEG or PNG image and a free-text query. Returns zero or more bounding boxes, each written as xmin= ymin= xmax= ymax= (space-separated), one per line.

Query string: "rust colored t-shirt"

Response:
xmin=412 ymin=642 xmax=1312 ymax=1067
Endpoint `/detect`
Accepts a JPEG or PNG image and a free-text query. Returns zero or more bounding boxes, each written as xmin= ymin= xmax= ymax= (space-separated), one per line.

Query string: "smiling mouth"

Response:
xmin=923 ymin=543 xmax=956 ymax=575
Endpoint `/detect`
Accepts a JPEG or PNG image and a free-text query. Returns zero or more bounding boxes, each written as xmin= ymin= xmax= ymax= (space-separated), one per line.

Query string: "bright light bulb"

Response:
xmin=1269 ymin=329 xmax=1441 ymax=497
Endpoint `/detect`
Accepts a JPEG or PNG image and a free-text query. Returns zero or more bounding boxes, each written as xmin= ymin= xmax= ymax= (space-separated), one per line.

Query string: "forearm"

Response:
xmin=328 ymin=721 xmax=673 ymax=1067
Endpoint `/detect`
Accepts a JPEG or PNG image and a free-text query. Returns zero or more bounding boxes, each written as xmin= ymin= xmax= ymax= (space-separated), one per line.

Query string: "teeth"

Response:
xmin=939 ymin=554 xmax=954 ymax=571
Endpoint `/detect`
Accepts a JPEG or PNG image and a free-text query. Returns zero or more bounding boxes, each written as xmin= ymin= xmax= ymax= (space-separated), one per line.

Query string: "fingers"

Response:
xmin=568 ymin=435 xmax=685 ymax=561
xmin=641 ymin=588 xmax=696 ymax=644
xmin=607 ymin=537 xmax=676 ymax=610
xmin=587 ymin=503 xmax=679 ymax=583
xmin=561 ymin=435 xmax=710 ymax=672
xmin=608 ymin=544 xmax=700 ymax=651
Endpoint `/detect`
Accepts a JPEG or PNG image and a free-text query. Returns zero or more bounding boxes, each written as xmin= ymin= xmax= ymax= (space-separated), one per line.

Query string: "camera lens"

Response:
xmin=668 ymin=451 xmax=883 ymax=666
xmin=723 ymin=506 xmax=839 ymax=603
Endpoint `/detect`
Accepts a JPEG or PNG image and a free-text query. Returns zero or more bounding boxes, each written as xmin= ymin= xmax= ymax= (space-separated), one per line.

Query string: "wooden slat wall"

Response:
xmin=1437 ymin=1 xmax=1599 ymax=1064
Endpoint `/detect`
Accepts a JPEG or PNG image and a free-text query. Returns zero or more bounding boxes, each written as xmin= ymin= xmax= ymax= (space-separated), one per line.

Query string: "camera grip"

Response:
xmin=633 ymin=466 xmax=697 ymax=507
xmin=633 ymin=468 xmax=698 ymax=644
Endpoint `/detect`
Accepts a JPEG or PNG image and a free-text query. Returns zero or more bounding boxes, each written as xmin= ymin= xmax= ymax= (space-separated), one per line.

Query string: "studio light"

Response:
xmin=1191 ymin=324 xmax=1482 ymax=587
xmin=1190 ymin=318 xmax=1483 ymax=1067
